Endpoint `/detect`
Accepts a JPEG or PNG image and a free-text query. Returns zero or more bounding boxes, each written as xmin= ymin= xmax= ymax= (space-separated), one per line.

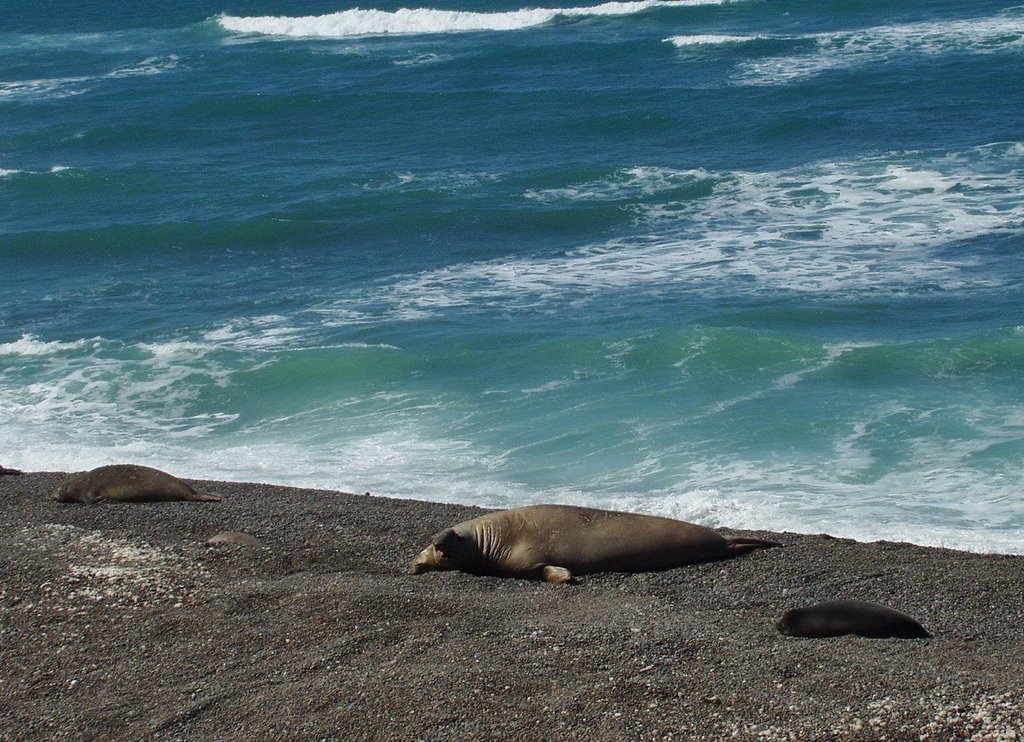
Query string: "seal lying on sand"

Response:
xmin=0 ymin=465 xmax=25 ymax=475
xmin=55 ymin=464 xmax=221 ymax=504
xmin=410 ymin=504 xmax=779 ymax=583
xmin=206 ymin=531 xmax=267 ymax=548
xmin=777 ymin=599 xmax=931 ymax=639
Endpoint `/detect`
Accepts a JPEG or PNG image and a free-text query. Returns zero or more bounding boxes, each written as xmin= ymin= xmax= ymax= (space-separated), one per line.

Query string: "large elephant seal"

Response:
xmin=777 ymin=599 xmax=931 ymax=639
xmin=409 ymin=504 xmax=779 ymax=583
xmin=0 ymin=465 xmax=25 ymax=475
xmin=54 ymin=464 xmax=221 ymax=504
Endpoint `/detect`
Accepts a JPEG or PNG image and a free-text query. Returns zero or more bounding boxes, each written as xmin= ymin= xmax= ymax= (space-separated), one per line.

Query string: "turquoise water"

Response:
xmin=2 ymin=0 xmax=1023 ymax=552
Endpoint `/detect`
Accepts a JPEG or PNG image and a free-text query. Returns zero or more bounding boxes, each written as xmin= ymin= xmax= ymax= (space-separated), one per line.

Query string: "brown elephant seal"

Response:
xmin=54 ymin=464 xmax=221 ymax=504
xmin=0 ymin=465 xmax=25 ymax=475
xmin=409 ymin=504 xmax=779 ymax=583
xmin=777 ymin=599 xmax=931 ymax=639
xmin=206 ymin=531 xmax=266 ymax=548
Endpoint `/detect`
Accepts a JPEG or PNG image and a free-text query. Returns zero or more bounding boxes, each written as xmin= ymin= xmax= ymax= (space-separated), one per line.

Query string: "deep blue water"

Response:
xmin=2 ymin=0 xmax=1023 ymax=552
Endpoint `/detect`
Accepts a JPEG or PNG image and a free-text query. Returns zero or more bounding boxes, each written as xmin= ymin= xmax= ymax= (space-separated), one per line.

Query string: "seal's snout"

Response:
xmin=775 ymin=610 xmax=795 ymax=635
xmin=409 ymin=544 xmax=440 ymax=575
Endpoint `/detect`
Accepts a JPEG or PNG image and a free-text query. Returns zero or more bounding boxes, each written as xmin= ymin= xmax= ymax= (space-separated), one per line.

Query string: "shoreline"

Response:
xmin=2 ymin=472 xmax=1023 ymax=740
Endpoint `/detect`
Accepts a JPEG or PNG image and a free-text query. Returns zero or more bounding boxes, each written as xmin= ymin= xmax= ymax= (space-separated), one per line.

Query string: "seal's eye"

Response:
xmin=434 ymin=530 xmax=461 ymax=554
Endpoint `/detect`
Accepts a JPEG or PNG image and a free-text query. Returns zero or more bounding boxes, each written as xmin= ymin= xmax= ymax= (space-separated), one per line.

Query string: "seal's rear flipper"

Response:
xmin=726 ymin=536 xmax=781 ymax=556
xmin=540 ymin=565 xmax=573 ymax=584
xmin=190 ymin=492 xmax=222 ymax=502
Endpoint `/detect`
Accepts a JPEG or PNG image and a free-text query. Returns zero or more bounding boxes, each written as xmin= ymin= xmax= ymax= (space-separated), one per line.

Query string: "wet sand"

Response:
xmin=2 ymin=472 xmax=1022 ymax=740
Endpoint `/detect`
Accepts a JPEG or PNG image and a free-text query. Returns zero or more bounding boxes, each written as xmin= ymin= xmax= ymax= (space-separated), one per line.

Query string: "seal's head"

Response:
xmin=53 ymin=478 xmax=78 ymax=503
xmin=409 ymin=528 xmax=474 ymax=575
xmin=775 ymin=609 xmax=800 ymax=636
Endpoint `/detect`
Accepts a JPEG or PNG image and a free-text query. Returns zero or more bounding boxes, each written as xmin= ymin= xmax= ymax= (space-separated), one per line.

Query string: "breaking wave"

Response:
xmin=217 ymin=0 xmax=733 ymax=39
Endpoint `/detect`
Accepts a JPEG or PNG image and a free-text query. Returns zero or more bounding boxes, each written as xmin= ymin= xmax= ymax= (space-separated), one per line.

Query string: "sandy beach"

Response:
xmin=2 ymin=471 xmax=1022 ymax=740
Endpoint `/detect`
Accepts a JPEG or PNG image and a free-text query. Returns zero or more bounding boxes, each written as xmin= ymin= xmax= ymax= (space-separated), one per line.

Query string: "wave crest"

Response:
xmin=217 ymin=0 xmax=728 ymax=39
xmin=666 ymin=34 xmax=763 ymax=47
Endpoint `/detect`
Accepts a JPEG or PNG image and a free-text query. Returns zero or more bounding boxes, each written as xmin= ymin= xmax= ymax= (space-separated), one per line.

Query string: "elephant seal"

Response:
xmin=0 ymin=465 xmax=25 ymax=475
xmin=206 ymin=531 xmax=266 ymax=548
xmin=777 ymin=599 xmax=931 ymax=639
xmin=409 ymin=504 xmax=779 ymax=583
xmin=54 ymin=464 xmax=221 ymax=504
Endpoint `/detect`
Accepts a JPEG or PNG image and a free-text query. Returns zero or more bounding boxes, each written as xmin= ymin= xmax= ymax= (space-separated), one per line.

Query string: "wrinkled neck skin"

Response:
xmin=459 ymin=519 xmax=515 ymax=576
xmin=412 ymin=515 xmax=516 ymax=576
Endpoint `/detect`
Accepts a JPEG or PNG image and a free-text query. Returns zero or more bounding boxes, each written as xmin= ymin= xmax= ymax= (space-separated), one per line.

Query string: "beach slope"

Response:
xmin=2 ymin=473 xmax=1022 ymax=740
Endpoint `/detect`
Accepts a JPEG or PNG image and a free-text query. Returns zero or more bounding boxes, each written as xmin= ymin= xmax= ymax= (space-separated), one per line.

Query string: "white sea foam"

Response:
xmin=665 ymin=34 xmax=763 ymax=47
xmin=217 ymin=0 xmax=729 ymax=39
xmin=580 ymin=406 xmax=1024 ymax=553
xmin=0 ymin=77 xmax=89 ymax=101
xmin=0 ymin=55 xmax=179 ymax=101
xmin=0 ymin=323 xmax=420 ymax=481
xmin=0 ymin=334 xmax=240 ymax=459
xmin=202 ymin=315 xmax=309 ymax=351
xmin=736 ymin=13 xmax=1024 ymax=85
xmin=0 ymin=334 xmax=95 ymax=356
xmin=363 ymin=169 xmax=504 ymax=194
xmin=526 ymin=166 xmax=719 ymax=203
xmin=105 ymin=55 xmax=180 ymax=79
xmin=393 ymin=52 xmax=452 ymax=66
xmin=136 ymin=340 xmax=215 ymax=360
xmin=0 ymin=165 xmax=76 ymax=178
xmin=344 ymin=143 xmax=1023 ymax=318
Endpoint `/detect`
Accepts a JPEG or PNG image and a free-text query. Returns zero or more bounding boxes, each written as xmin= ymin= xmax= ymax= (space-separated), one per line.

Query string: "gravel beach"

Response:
xmin=2 ymin=472 xmax=1022 ymax=740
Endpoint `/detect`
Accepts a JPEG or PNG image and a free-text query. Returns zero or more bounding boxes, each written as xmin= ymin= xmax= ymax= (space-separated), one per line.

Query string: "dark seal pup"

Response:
xmin=410 ymin=504 xmax=779 ymax=583
xmin=0 ymin=464 xmax=25 ymax=475
xmin=54 ymin=464 xmax=221 ymax=504
xmin=777 ymin=599 xmax=931 ymax=639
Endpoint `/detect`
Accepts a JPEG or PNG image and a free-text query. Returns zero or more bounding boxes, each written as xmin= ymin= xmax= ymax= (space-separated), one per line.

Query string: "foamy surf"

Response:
xmin=666 ymin=34 xmax=763 ymax=47
xmin=0 ymin=334 xmax=96 ymax=356
xmin=352 ymin=142 xmax=1024 ymax=317
xmin=736 ymin=13 xmax=1024 ymax=84
xmin=0 ymin=55 xmax=179 ymax=101
xmin=217 ymin=0 xmax=730 ymax=39
xmin=0 ymin=165 xmax=74 ymax=178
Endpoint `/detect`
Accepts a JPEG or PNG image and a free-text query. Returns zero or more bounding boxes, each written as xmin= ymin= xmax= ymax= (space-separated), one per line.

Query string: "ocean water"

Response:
xmin=2 ymin=0 xmax=1022 ymax=552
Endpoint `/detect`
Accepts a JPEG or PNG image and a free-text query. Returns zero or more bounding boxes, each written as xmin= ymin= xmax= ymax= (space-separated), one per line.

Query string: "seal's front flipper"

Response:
xmin=540 ymin=565 xmax=573 ymax=584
